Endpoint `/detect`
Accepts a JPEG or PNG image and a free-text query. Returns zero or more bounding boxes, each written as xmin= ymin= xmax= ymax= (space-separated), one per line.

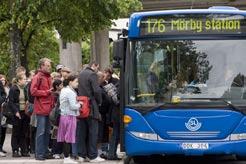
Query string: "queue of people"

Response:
xmin=0 ymin=58 xmax=121 ymax=164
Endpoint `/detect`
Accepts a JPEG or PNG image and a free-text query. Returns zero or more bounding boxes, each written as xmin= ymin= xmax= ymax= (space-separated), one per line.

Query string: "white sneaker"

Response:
xmin=63 ymin=157 xmax=78 ymax=164
xmin=90 ymin=156 xmax=105 ymax=163
xmin=78 ymin=156 xmax=90 ymax=162
xmin=78 ymin=157 xmax=85 ymax=162
xmin=0 ymin=151 xmax=6 ymax=157
xmin=53 ymin=154 xmax=61 ymax=159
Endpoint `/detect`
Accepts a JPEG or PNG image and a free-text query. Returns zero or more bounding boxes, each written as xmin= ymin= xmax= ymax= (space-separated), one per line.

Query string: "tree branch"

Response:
xmin=23 ymin=29 xmax=36 ymax=50
xmin=40 ymin=17 xmax=62 ymax=26
xmin=0 ymin=13 xmax=11 ymax=23
xmin=20 ymin=31 xmax=25 ymax=48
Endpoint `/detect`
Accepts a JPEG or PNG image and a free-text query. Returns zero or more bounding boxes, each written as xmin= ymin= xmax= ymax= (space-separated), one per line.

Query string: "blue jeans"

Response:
xmin=35 ymin=115 xmax=51 ymax=158
xmin=71 ymin=119 xmax=81 ymax=157
xmin=108 ymin=121 xmax=120 ymax=158
xmin=72 ymin=143 xmax=78 ymax=157
xmin=101 ymin=143 xmax=109 ymax=152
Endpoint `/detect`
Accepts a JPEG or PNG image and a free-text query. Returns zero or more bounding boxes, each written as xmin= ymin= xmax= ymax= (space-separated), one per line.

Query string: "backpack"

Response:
xmin=26 ymin=77 xmax=43 ymax=116
xmin=26 ymin=81 xmax=35 ymax=104
xmin=103 ymin=83 xmax=119 ymax=105
xmin=1 ymin=97 xmax=13 ymax=119
xmin=49 ymin=96 xmax=60 ymax=126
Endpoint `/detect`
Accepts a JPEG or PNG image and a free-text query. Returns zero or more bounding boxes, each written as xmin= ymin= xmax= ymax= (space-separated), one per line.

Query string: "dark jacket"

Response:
xmin=78 ymin=67 xmax=102 ymax=120
xmin=30 ymin=70 xmax=54 ymax=116
xmin=108 ymin=77 xmax=120 ymax=123
xmin=0 ymin=81 xmax=6 ymax=106
xmin=8 ymin=85 xmax=28 ymax=124
xmin=99 ymin=85 xmax=111 ymax=115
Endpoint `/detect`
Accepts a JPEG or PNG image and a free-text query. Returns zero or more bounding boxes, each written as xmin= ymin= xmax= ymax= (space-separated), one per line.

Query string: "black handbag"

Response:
xmin=1 ymin=98 xmax=14 ymax=119
xmin=49 ymin=100 xmax=60 ymax=126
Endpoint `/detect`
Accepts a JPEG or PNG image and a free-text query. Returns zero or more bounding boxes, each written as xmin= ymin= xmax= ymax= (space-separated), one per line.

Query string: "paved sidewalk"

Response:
xmin=0 ymin=133 xmax=124 ymax=164
xmin=0 ymin=159 xmax=123 ymax=164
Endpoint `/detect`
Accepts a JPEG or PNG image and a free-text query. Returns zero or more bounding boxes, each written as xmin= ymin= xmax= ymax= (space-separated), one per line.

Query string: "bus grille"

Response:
xmin=166 ymin=131 xmax=220 ymax=139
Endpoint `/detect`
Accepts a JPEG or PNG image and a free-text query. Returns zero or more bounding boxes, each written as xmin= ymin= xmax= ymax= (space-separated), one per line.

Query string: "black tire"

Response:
xmin=124 ymin=156 xmax=147 ymax=164
xmin=125 ymin=155 xmax=163 ymax=164
xmin=124 ymin=156 xmax=134 ymax=164
xmin=236 ymin=155 xmax=246 ymax=161
xmin=132 ymin=156 xmax=152 ymax=164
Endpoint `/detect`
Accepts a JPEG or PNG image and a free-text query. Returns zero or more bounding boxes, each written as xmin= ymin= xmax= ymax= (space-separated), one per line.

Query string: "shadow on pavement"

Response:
xmin=127 ymin=155 xmax=243 ymax=164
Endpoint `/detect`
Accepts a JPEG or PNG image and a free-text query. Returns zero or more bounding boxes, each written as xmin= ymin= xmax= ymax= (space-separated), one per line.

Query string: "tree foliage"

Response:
xmin=0 ymin=0 xmax=142 ymax=78
xmin=26 ymin=28 xmax=59 ymax=71
xmin=0 ymin=27 xmax=59 ymax=76
xmin=118 ymin=0 xmax=143 ymax=18
xmin=0 ymin=0 xmax=123 ymax=78
xmin=82 ymin=0 xmax=142 ymax=65
xmin=0 ymin=32 xmax=10 ymax=75
xmin=0 ymin=0 xmax=120 ymax=40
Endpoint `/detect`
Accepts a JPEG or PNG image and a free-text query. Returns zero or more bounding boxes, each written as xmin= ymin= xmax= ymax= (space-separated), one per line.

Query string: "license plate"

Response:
xmin=181 ymin=143 xmax=209 ymax=150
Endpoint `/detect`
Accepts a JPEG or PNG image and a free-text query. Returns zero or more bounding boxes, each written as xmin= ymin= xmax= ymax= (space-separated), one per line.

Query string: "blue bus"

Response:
xmin=113 ymin=6 xmax=246 ymax=163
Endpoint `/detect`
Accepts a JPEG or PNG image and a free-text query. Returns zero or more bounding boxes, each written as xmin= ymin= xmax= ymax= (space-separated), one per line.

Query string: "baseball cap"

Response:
xmin=61 ymin=67 xmax=71 ymax=73
xmin=56 ymin=64 xmax=64 ymax=71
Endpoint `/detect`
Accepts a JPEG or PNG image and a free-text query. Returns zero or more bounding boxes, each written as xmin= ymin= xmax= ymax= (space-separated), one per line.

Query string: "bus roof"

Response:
xmin=128 ymin=7 xmax=246 ymax=38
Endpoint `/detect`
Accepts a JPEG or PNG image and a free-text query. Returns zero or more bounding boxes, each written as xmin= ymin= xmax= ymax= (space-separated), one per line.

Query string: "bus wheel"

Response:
xmin=124 ymin=156 xmax=144 ymax=164
xmin=132 ymin=156 xmax=148 ymax=164
xmin=124 ymin=156 xmax=134 ymax=164
xmin=236 ymin=155 xmax=246 ymax=161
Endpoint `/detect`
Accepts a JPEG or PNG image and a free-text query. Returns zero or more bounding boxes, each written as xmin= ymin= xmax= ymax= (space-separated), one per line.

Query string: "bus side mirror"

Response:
xmin=112 ymin=39 xmax=125 ymax=68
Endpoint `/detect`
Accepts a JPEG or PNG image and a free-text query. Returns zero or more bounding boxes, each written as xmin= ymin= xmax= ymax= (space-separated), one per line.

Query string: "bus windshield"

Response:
xmin=128 ymin=39 xmax=246 ymax=105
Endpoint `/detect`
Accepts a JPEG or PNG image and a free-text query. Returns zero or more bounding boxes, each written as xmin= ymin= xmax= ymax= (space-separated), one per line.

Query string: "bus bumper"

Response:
xmin=125 ymin=131 xmax=246 ymax=156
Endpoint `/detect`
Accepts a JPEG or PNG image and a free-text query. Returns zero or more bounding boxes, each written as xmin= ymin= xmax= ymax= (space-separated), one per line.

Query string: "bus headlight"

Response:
xmin=171 ymin=96 xmax=181 ymax=103
xmin=124 ymin=115 xmax=132 ymax=124
xmin=230 ymin=133 xmax=246 ymax=140
xmin=131 ymin=131 xmax=158 ymax=140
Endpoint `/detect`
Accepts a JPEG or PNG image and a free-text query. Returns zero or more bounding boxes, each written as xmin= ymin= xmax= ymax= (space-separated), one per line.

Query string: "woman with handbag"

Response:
xmin=8 ymin=73 xmax=30 ymax=157
xmin=0 ymin=75 xmax=10 ymax=155
xmin=0 ymin=75 xmax=7 ymax=157
xmin=57 ymin=74 xmax=82 ymax=164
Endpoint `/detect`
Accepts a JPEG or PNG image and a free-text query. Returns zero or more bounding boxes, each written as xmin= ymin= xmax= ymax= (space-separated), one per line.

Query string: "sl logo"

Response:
xmin=185 ymin=117 xmax=202 ymax=131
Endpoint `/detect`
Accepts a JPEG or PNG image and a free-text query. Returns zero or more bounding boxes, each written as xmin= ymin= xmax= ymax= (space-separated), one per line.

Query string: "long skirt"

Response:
xmin=57 ymin=115 xmax=77 ymax=143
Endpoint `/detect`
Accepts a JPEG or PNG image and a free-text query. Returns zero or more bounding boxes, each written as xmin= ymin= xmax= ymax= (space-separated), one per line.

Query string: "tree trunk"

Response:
xmin=8 ymin=23 xmax=22 ymax=80
xmin=59 ymin=40 xmax=82 ymax=73
xmin=91 ymin=29 xmax=110 ymax=70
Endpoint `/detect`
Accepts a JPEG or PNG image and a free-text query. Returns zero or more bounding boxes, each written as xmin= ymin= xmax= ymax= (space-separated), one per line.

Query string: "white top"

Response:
xmin=59 ymin=86 xmax=80 ymax=116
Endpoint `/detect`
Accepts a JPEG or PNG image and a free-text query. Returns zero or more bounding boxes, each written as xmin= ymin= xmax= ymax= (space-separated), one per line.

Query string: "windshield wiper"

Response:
xmin=180 ymin=97 xmax=245 ymax=114
xmin=148 ymin=103 xmax=167 ymax=111
xmin=134 ymin=102 xmax=170 ymax=115
xmin=220 ymin=99 xmax=245 ymax=114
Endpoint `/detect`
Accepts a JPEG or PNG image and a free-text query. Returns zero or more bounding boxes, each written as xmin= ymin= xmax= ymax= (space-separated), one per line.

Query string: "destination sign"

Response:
xmin=140 ymin=14 xmax=246 ymax=36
